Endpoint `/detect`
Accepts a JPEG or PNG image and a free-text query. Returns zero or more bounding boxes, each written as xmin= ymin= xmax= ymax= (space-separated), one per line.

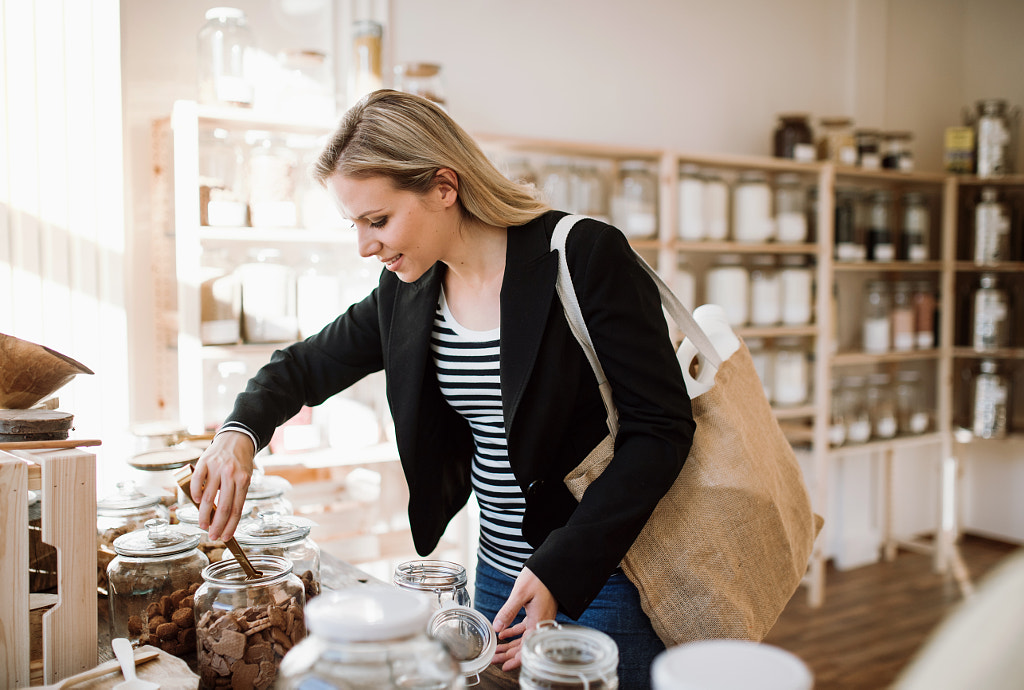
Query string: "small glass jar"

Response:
xmin=842 ymin=375 xmax=872 ymax=444
xmin=748 ymin=255 xmax=781 ymax=326
xmin=732 ymin=171 xmax=774 ymax=243
xmin=232 ymin=511 xmax=321 ymax=599
xmin=238 ymin=248 xmax=299 ymax=343
xmin=973 ymin=360 xmax=1009 ymax=439
xmin=248 ymin=132 xmax=298 ymax=228
xmin=772 ymin=337 xmax=809 ymax=407
xmin=199 ymin=127 xmax=248 ymax=227
xmin=773 ymin=114 xmax=815 ymax=162
xmin=863 ymin=280 xmax=891 ymax=353
xmin=778 ymin=255 xmax=813 ymax=327
xmin=895 ymin=370 xmax=930 ymax=435
xmin=572 ymin=163 xmax=608 ymax=221
xmin=392 ymin=62 xmax=446 ymax=109
xmin=817 ymin=117 xmax=857 ymax=165
xmin=829 ymin=378 xmax=847 ymax=447
xmin=891 ymin=281 xmax=916 ymax=352
xmin=974 ymin=187 xmax=1011 ymax=263
xmin=706 ymin=254 xmax=749 ymax=327
xmin=539 ymin=157 xmax=574 ymax=212
xmin=195 ymin=555 xmax=306 ymax=689
xmin=199 ymin=247 xmax=241 ymax=346
xmin=108 ymin=519 xmax=208 ymax=657
xmin=867 ymin=191 xmax=895 ymax=262
xmin=902 ymin=192 xmax=930 ymax=262
xmin=746 ymin=337 xmax=773 ymax=401
xmin=973 ymin=273 xmax=1009 ymax=351
xmin=774 ymin=173 xmax=808 ymax=243
xmin=520 ymin=621 xmax=619 ymax=690
xmin=882 ymin=132 xmax=913 ymax=171
xmin=393 ymin=560 xmax=471 ymax=611
xmin=197 ymin=7 xmax=256 ymax=108
xmin=913 ymin=281 xmax=937 ymax=349
xmin=866 ymin=373 xmax=897 ymax=439
xmin=677 ymin=164 xmax=705 ymax=241
xmin=97 ymin=482 xmax=170 ymax=596
xmin=834 ymin=188 xmax=863 ymax=262
xmin=277 ymin=587 xmax=463 ymax=690
xmin=611 ymin=160 xmax=658 ymax=239
xmin=855 ymin=129 xmax=882 ymax=169
xmin=702 ymin=172 xmax=729 ymax=240
xmin=974 ymin=98 xmax=1016 ymax=178
xmin=349 ymin=20 xmax=383 ymax=105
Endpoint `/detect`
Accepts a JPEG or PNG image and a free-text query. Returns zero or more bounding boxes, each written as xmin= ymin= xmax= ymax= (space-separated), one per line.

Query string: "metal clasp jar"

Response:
xmin=520 ymin=621 xmax=619 ymax=690
xmin=393 ymin=559 xmax=471 ymax=611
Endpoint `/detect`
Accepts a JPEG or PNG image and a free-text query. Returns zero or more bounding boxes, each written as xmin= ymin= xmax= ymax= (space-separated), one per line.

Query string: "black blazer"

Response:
xmin=227 ymin=211 xmax=694 ymax=618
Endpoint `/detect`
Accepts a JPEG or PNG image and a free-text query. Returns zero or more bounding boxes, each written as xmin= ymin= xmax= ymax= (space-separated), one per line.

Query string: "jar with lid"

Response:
xmin=778 ymin=255 xmax=813 ymax=326
xmin=829 ymin=378 xmax=847 ymax=447
xmin=901 ymin=192 xmax=930 ymax=262
xmin=248 ymin=132 xmax=297 ymax=228
xmin=278 ymin=587 xmax=465 ymax=689
xmin=297 ymin=250 xmax=342 ymax=338
xmin=520 ymin=621 xmax=619 ymax=690
xmin=97 ymin=482 xmax=170 ymax=596
xmin=238 ymin=248 xmax=298 ymax=343
xmin=611 ymin=160 xmax=658 ymax=239
xmin=732 ymin=171 xmax=773 ymax=243
xmin=895 ymin=370 xmax=930 ymax=435
xmin=882 ymin=132 xmax=914 ymax=171
xmin=891 ymin=281 xmax=916 ymax=352
xmin=197 ymin=7 xmax=256 ymax=108
xmin=393 ymin=559 xmax=471 ymax=611
xmin=232 ymin=511 xmax=320 ymax=599
xmin=539 ymin=157 xmax=574 ymax=211
xmin=773 ymin=114 xmax=815 ymax=162
xmin=195 ymin=555 xmax=306 ymax=688
xmin=863 ymin=280 xmax=891 ymax=353
xmin=967 ymin=98 xmax=1020 ymax=177
xmin=913 ymin=280 xmax=937 ymax=349
xmin=866 ymin=373 xmax=897 ymax=439
xmin=866 ymin=191 xmax=895 ymax=261
xmin=572 ymin=162 xmax=608 ymax=222
xmin=108 ymin=519 xmax=208 ymax=657
xmin=176 ymin=502 xmax=227 ymax=563
xmin=706 ymin=254 xmax=749 ymax=327
xmin=393 ymin=62 xmax=447 ymax=109
xmin=842 ymin=375 xmax=872 ymax=444
xmin=651 ymin=640 xmax=812 ymax=690
xmin=276 ymin=50 xmax=334 ymax=121
xmin=199 ymin=247 xmax=240 ymax=345
xmin=349 ymin=20 xmax=383 ymax=105
xmin=973 ymin=360 xmax=1009 ymax=439
xmin=973 ymin=274 xmax=1009 ymax=351
xmin=749 ymin=255 xmax=781 ymax=326
xmin=677 ymin=164 xmax=705 ymax=241
xmin=199 ymin=127 xmax=248 ymax=227
xmin=772 ymin=338 xmax=809 ymax=407
xmin=855 ymin=129 xmax=881 ymax=169
xmin=974 ymin=187 xmax=1011 ymax=263
xmin=700 ymin=172 xmax=728 ymax=241
xmin=243 ymin=471 xmax=295 ymax=520
xmin=774 ymin=173 xmax=808 ymax=243
xmin=746 ymin=337 xmax=773 ymax=401
xmin=817 ymin=117 xmax=857 ymax=165
xmin=834 ymin=188 xmax=863 ymax=262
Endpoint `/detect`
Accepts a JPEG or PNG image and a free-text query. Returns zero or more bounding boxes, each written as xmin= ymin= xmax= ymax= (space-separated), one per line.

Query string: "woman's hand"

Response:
xmin=190 ymin=430 xmax=255 ymax=542
xmin=490 ymin=567 xmax=558 ymax=672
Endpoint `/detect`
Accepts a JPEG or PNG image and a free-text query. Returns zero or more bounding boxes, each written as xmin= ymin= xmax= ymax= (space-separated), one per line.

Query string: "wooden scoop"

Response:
xmin=173 ymin=465 xmax=262 ymax=580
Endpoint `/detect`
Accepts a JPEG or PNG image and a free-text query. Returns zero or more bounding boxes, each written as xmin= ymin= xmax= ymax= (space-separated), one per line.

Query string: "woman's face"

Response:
xmin=327 ymin=173 xmax=458 ymax=283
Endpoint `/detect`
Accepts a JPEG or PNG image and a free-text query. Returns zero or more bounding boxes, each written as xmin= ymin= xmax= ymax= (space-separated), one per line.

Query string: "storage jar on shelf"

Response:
xmin=866 ymin=373 xmax=897 ymax=440
xmin=774 ymin=173 xmax=809 ymax=243
xmin=972 ymin=359 xmax=1009 ymax=438
xmin=238 ymin=248 xmax=299 ymax=344
xmin=97 ymin=482 xmax=170 ymax=596
xmin=895 ymin=370 xmax=930 ymax=435
xmin=197 ymin=7 xmax=256 ymax=108
xmin=393 ymin=62 xmax=446 ymax=108
xmin=539 ymin=157 xmax=573 ymax=212
xmin=611 ymin=160 xmax=658 ymax=239
xmin=248 ymin=132 xmax=297 ymax=228
xmin=749 ymin=255 xmax=781 ymax=326
xmin=778 ymin=255 xmax=813 ymax=326
xmin=866 ymin=191 xmax=895 ymax=262
xmin=974 ymin=187 xmax=1011 ymax=263
xmin=841 ymin=375 xmax=872 ymax=444
xmin=834 ymin=188 xmax=863 ymax=262
xmin=966 ymin=98 xmax=1020 ymax=177
xmin=198 ymin=127 xmax=248 ymax=227
xmin=349 ymin=20 xmax=383 ymax=105
xmin=863 ymin=280 xmax=891 ymax=353
xmin=773 ymin=113 xmax=815 ymax=162
xmin=891 ymin=281 xmax=916 ymax=352
xmin=572 ymin=162 xmax=609 ymax=221
xmin=706 ymin=255 xmax=749 ymax=327
xmin=817 ymin=116 xmax=857 ymax=165
xmin=829 ymin=378 xmax=847 ymax=447
xmin=901 ymin=192 xmax=930 ymax=262
xmin=913 ymin=280 xmax=937 ymax=350
xmin=199 ymin=248 xmax=241 ymax=346
xmin=881 ymin=131 xmax=914 ymax=172
xmin=702 ymin=171 xmax=729 ymax=240
xmin=771 ymin=338 xmax=809 ymax=407
xmin=973 ymin=273 xmax=1009 ymax=351
xmin=732 ymin=171 xmax=773 ymax=243
xmin=855 ymin=129 xmax=882 ymax=169
xmin=677 ymin=164 xmax=705 ymax=241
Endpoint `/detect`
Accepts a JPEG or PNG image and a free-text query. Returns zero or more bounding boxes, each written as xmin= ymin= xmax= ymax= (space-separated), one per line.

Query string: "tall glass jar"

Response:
xmin=863 ymin=280 xmax=891 ymax=353
xmin=973 ymin=274 xmax=1009 ymax=351
xmin=855 ymin=129 xmax=881 ymax=169
xmin=232 ymin=511 xmax=321 ymax=599
xmin=748 ymin=255 xmax=781 ymax=326
xmin=199 ymin=247 xmax=241 ymax=346
xmin=895 ymin=370 xmax=930 ymax=435
xmin=611 ymin=161 xmax=658 ymax=239
xmin=732 ymin=171 xmax=773 ymax=243
xmin=974 ymin=187 xmax=1011 ymax=263
xmin=867 ymin=191 xmax=895 ymax=262
xmin=199 ymin=127 xmax=248 ymax=227
xmin=817 ymin=117 xmax=857 ymax=165
xmin=901 ymin=192 xmax=930 ymax=262
xmin=702 ymin=172 xmax=729 ymax=240
xmin=277 ymin=587 xmax=462 ymax=689
xmin=973 ymin=360 xmax=1009 ymax=439
xmin=891 ymin=281 xmax=916 ymax=352
xmin=392 ymin=62 xmax=446 ymax=109
xmin=197 ymin=7 xmax=256 ymax=108
xmin=829 ymin=378 xmax=847 ymax=447
xmin=108 ymin=519 xmax=208 ymax=657
xmin=972 ymin=98 xmax=1018 ymax=177
xmin=834 ymin=188 xmax=863 ymax=262
xmin=778 ymin=255 xmax=813 ymax=326
xmin=195 ymin=555 xmax=306 ymax=689
xmin=774 ymin=173 xmax=808 ymax=243
xmin=238 ymin=248 xmax=298 ymax=343
xmin=913 ymin=280 xmax=937 ymax=349
xmin=349 ymin=20 xmax=383 ymax=105
xmin=539 ymin=157 xmax=574 ymax=212
xmin=842 ymin=375 xmax=872 ymax=444
xmin=772 ymin=338 xmax=809 ymax=407
xmin=520 ymin=622 xmax=619 ymax=690
xmin=393 ymin=560 xmax=471 ymax=611
xmin=773 ymin=114 xmax=815 ymax=162
xmin=677 ymin=164 xmax=705 ymax=241
xmin=97 ymin=482 xmax=170 ymax=596
xmin=706 ymin=254 xmax=749 ymax=327
xmin=866 ymin=373 xmax=897 ymax=439
xmin=248 ymin=133 xmax=297 ymax=228
xmin=572 ymin=163 xmax=608 ymax=221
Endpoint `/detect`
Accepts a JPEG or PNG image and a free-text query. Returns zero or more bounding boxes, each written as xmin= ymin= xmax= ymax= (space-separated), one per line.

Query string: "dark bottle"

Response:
xmin=774 ymin=114 xmax=814 ymax=161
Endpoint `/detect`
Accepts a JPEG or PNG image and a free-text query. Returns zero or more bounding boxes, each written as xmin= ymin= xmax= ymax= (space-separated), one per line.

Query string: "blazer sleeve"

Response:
xmin=524 ymin=220 xmax=695 ymax=618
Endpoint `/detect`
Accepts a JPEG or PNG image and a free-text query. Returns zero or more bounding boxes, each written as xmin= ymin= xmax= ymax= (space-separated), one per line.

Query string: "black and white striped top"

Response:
xmin=430 ymin=289 xmax=532 ymax=578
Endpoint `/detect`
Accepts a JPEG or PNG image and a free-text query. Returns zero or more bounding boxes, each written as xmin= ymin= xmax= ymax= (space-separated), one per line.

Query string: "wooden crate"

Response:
xmin=0 ymin=448 xmax=97 ymax=687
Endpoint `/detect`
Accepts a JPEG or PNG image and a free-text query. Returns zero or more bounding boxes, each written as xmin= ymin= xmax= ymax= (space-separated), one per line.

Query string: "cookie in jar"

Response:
xmin=97 ymin=481 xmax=169 ymax=596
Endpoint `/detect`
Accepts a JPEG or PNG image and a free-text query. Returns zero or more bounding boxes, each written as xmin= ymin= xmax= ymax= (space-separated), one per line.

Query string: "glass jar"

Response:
xmin=772 ymin=337 xmax=809 ymax=407
xmin=233 ymin=511 xmax=321 ymax=599
xmin=393 ymin=560 xmax=471 ymax=611
xmin=108 ymin=519 xmax=208 ymax=657
xmin=842 ymin=375 xmax=872 ymax=444
xmin=670 ymin=259 xmax=696 ymax=312
xmin=866 ymin=373 xmax=897 ymax=439
xmin=973 ymin=360 xmax=1009 ymax=439
xmin=749 ymin=255 xmax=781 ymax=326
xmin=863 ymin=280 xmax=891 ymax=353
xmin=277 ymin=50 xmax=334 ymax=121
xmin=778 ymin=255 xmax=813 ymax=326
xmin=732 ymin=171 xmax=773 ymax=243
xmin=746 ymin=337 xmax=773 ymax=401
xmin=891 ymin=281 xmax=916 ymax=352
xmin=175 ymin=503 xmax=227 ymax=563
xmin=774 ymin=174 xmax=808 ymax=243
xmin=974 ymin=187 xmax=1011 ymax=263
xmin=773 ymin=114 xmax=815 ymax=162
xmin=677 ymin=164 xmax=705 ymax=241
xmin=706 ymin=254 xmax=749 ymax=327
xmin=882 ymin=132 xmax=913 ymax=171
xmin=502 ymin=156 xmax=537 ymax=187
xmin=867 ymin=191 xmax=895 ymax=262
xmin=895 ymin=370 xmax=930 ymax=435
xmin=913 ymin=280 xmax=937 ymax=349
xmin=97 ymin=482 xmax=170 ymax=596
xmin=204 ymin=359 xmax=250 ymax=432
xmin=855 ymin=129 xmax=881 ymax=169
xmin=520 ymin=621 xmax=619 ymax=690
xmin=702 ymin=172 xmax=729 ymax=240
xmin=195 ymin=555 xmax=306 ymax=689
xmin=901 ymin=192 xmax=930 ymax=262
xmin=611 ymin=160 xmax=658 ymax=239
xmin=199 ymin=248 xmax=241 ymax=346
xmin=572 ymin=163 xmax=608 ymax=221
xmin=277 ymin=587 xmax=463 ymax=689
xmin=973 ymin=273 xmax=1009 ymax=351
xmin=349 ymin=20 xmax=383 ymax=105
xmin=829 ymin=378 xmax=847 ymax=447
xmin=817 ymin=116 xmax=857 ymax=165
xmin=539 ymin=157 xmax=574 ymax=212
xmin=238 ymin=248 xmax=299 ymax=343
xmin=834 ymin=188 xmax=863 ymax=262
xmin=248 ymin=132 xmax=297 ymax=228
xmin=297 ymin=250 xmax=342 ymax=338
xmin=199 ymin=128 xmax=248 ymax=227
xmin=393 ymin=62 xmax=446 ymax=109
xmin=197 ymin=7 xmax=256 ymax=108
xmin=971 ymin=98 xmax=1018 ymax=177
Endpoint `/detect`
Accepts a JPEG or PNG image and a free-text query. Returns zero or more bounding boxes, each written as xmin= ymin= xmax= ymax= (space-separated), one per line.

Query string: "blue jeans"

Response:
xmin=473 ymin=559 xmax=664 ymax=690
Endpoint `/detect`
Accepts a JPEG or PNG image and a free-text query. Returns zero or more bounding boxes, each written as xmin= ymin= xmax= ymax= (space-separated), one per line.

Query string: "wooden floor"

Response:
xmin=764 ymin=535 xmax=1020 ymax=689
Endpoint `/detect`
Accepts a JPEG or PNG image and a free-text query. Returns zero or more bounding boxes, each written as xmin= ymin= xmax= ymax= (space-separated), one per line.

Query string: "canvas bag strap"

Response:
xmin=550 ymin=214 xmax=723 ymax=437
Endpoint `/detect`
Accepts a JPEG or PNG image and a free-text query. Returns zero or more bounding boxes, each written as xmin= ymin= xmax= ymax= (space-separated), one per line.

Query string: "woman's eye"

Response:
xmin=369 ymin=217 xmax=387 ymax=229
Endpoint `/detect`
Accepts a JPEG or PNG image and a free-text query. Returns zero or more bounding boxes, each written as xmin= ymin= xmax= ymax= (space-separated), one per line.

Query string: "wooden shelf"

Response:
xmin=828 ymin=431 xmax=945 ymax=457
xmin=833 ymin=166 xmax=948 ymax=184
xmin=673 ymin=240 xmax=817 ymax=255
xmin=832 ymin=261 xmax=943 ymax=272
xmin=199 ymin=227 xmax=355 ymax=244
xmin=953 ymin=261 xmax=1024 ymax=273
xmin=832 ymin=349 xmax=942 ymax=366
xmin=737 ymin=324 xmax=818 ymax=338
xmin=951 ymin=346 xmax=1024 ymax=360
xmin=952 ymin=174 xmax=1024 ymax=187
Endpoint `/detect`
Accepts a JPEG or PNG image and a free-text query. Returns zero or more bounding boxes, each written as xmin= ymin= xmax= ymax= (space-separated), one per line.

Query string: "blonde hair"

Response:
xmin=313 ymin=90 xmax=549 ymax=227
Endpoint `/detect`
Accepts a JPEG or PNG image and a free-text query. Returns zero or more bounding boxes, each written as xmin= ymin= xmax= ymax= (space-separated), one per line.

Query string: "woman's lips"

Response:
xmin=381 ymin=253 xmax=403 ymax=270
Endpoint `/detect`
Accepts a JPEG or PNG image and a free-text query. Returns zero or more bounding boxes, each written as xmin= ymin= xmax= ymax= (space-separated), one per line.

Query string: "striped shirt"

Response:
xmin=430 ymin=289 xmax=532 ymax=577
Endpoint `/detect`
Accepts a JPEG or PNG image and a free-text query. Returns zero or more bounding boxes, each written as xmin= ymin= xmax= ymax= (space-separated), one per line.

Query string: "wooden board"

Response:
xmin=0 ymin=454 xmax=31 ymax=686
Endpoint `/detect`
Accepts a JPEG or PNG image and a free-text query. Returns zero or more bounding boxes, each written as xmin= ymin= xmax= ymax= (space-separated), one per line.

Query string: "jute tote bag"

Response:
xmin=552 ymin=215 xmax=823 ymax=647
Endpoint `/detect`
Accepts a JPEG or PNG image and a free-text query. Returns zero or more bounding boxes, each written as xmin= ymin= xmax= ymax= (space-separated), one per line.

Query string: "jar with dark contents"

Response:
xmin=97 ymin=481 xmax=169 ymax=596
xmin=176 ymin=502 xmax=227 ymax=563
xmin=855 ymin=129 xmax=881 ymax=169
xmin=243 ymin=472 xmax=294 ymax=520
xmin=107 ymin=518 xmax=208 ymax=657
xmin=773 ymin=114 xmax=815 ymax=161
xmin=519 ymin=621 xmax=619 ymax=689
xmin=194 ymin=555 xmax=306 ymax=690
xmin=231 ymin=511 xmax=320 ymax=599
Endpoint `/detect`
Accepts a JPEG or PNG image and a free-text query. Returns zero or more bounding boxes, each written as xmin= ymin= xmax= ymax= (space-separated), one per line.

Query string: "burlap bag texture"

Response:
xmin=564 ymin=339 xmax=823 ymax=648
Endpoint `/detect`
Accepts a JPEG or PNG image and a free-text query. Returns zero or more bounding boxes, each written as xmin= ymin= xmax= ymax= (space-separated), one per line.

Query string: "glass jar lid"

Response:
xmin=521 ymin=621 xmax=618 ymax=685
xmin=428 ymin=605 xmax=496 ymax=680
xmin=245 ymin=472 xmax=291 ymax=501
xmin=394 ymin=560 xmax=468 ymax=593
xmin=97 ymin=481 xmax=163 ymax=515
xmin=113 ymin=518 xmax=201 ymax=557
xmin=305 ymin=586 xmax=431 ymax=642
xmin=234 ymin=511 xmax=313 ymax=545
xmin=176 ymin=502 xmax=200 ymax=525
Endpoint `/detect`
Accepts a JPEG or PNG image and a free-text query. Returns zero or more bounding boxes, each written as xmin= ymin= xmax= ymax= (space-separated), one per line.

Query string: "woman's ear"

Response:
xmin=434 ymin=168 xmax=459 ymax=208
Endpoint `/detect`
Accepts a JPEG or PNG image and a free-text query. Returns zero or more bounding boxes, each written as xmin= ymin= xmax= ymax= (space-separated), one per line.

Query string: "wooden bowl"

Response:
xmin=0 ymin=333 xmax=94 ymax=409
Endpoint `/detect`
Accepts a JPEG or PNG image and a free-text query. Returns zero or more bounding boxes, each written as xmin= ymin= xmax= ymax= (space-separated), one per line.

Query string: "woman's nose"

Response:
xmin=355 ymin=225 xmax=380 ymax=258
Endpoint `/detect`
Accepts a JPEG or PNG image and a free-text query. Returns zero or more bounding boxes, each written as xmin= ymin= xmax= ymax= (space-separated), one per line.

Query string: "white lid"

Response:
xmin=306 ymin=586 xmax=432 ymax=642
xmin=205 ymin=7 xmax=246 ymax=21
xmin=428 ymin=605 xmax=496 ymax=679
xmin=651 ymin=640 xmax=813 ymax=690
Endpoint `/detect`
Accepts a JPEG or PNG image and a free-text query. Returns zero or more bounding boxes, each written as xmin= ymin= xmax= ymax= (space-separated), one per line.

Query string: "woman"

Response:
xmin=191 ymin=89 xmax=694 ymax=686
